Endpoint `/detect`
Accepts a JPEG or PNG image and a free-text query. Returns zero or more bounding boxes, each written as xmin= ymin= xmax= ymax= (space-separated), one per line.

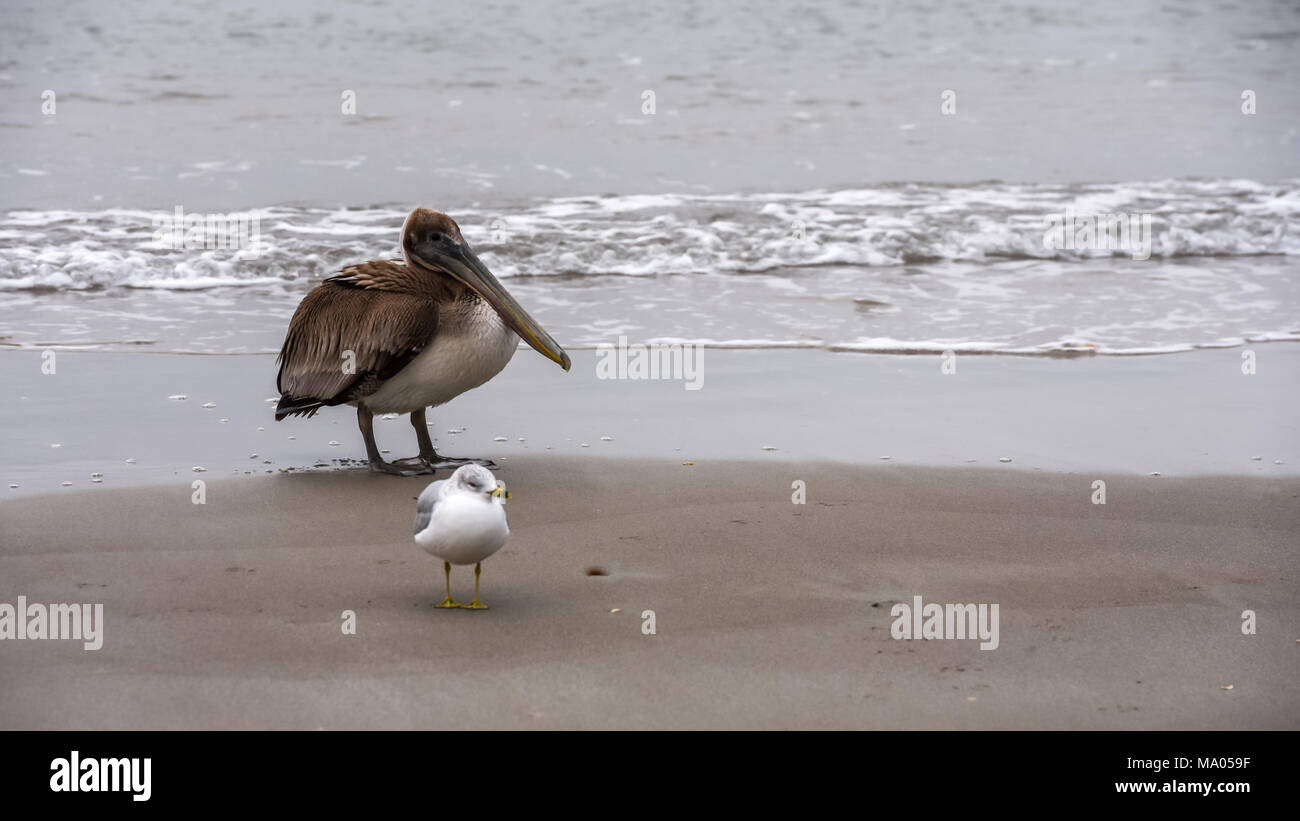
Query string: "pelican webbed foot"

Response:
xmin=368 ymin=456 xmax=434 ymax=476
xmin=387 ymin=455 xmax=440 ymax=474
xmin=421 ymin=454 xmax=496 ymax=471
xmin=359 ymin=407 xmax=435 ymax=476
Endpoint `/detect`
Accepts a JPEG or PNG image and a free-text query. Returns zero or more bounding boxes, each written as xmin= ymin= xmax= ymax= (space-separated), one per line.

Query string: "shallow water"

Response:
xmin=1 ymin=182 xmax=1297 ymax=355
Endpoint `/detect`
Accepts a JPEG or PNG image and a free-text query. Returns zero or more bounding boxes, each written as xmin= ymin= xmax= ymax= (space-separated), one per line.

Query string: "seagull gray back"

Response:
xmin=414 ymin=479 xmax=447 ymax=536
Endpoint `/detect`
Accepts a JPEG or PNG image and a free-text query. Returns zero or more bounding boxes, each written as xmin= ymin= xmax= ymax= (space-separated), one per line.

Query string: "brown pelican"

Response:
xmin=275 ymin=208 xmax=570 ymax=475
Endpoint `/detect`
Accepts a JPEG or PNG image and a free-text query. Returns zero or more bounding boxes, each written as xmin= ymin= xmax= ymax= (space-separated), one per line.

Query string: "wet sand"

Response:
xmin=0 ymin=457 xmax=1296 ymax=730
xmin=2 ymin=346 xmax=1296 ymax=497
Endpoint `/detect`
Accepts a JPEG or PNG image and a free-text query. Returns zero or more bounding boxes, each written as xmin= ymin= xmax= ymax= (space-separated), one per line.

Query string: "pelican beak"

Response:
xmin=414 ymin=238 xmax=571 ymax=371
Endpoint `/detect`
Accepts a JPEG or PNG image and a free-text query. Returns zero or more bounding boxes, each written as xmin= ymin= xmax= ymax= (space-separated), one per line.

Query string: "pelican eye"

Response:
xmin=428 ymin=232 xmax=445 ymax=244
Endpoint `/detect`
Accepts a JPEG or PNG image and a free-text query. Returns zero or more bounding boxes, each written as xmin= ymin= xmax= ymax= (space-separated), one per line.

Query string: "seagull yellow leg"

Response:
xmin=435 ymin=561 xmax=460 ymax=608
xmin=460 ymin=562 xmax=488 ymax=610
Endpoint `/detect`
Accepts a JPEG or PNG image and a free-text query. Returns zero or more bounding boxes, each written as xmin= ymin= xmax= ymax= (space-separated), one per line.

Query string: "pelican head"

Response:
xmin=401 ymin=208 xmax=570 ymax=371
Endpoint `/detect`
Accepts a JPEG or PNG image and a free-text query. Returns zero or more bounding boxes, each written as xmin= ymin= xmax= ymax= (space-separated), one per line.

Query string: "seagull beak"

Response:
xmin=414 ymin=239 xmax=571 ymax=372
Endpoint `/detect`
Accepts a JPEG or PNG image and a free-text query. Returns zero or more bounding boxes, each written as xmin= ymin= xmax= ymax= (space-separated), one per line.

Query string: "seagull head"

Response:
xmin=449 ymin=464 xmax=509 ymax=502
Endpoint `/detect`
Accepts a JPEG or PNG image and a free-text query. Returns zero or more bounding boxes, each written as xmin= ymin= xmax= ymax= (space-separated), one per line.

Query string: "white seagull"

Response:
xmin=413 ymin=464 xmax=510 ymax=609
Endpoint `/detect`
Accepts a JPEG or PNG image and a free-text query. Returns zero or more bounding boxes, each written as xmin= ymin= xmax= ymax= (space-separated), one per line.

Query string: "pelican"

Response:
xmin=414 ymin=464 xmax=510 ymax=609
xmin=275 ymin=208 xmax=570 ymax=474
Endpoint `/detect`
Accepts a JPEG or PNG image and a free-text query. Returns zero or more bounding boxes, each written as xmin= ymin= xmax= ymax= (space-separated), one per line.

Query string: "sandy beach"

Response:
xmin=0 ymin=458 xmax=1295 ymax=730
xmin=3 ymin=0 xmax=1298 ymax=735
xmin=1 ymin=346 xmax=1296 ymax=729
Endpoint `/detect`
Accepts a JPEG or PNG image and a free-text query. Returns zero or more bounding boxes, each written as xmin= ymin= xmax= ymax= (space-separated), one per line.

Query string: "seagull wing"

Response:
xmin=276 ymin=262 xmax=439 ymax=414
xmin=414 ymin=479 xmax=448 ymax=536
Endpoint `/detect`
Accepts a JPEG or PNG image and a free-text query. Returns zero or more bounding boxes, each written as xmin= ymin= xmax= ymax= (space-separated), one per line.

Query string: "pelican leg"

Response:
xmin=435 ymin=561 xmax=459 ymax=608
xmin=358 ymin=407 xmax=431 ymax=476
xmin=407 ymin=407 xmax=496 ymax=471
xmin=459 ymin=562 xmax=488 ymax=610
xmin=412 ymin=408 xmax=437 ymax=458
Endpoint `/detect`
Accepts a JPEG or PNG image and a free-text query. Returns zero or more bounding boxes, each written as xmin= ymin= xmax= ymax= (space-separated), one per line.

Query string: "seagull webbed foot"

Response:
xmin=459 ymin=562 xmax=488 ymax=609
xmin=434 ymin=561 xmax=463 ymax=609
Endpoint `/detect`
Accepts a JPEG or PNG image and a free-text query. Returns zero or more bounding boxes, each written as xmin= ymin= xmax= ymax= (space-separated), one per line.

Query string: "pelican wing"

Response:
xmin=276 ymin=268 xmax=439 ymax=412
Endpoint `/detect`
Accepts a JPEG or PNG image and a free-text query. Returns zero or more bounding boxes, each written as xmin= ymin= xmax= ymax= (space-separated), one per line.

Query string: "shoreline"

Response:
xmin=2 ymin=345 xmax=1297 ymax=499
xmin=5 ymin=336 xmax=1300 ymax=356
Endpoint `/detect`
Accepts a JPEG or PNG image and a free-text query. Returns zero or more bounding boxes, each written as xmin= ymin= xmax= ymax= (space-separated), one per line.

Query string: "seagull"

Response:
xmin=275 ymin=208 xmax=571 ymax=475
xmin=414 ymin=464 xmax=510 ymax=609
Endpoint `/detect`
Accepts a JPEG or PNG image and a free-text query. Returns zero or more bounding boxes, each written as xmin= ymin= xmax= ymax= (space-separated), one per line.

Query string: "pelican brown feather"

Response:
xmin=275 ymin=260 xmax=465 ymax=418
xmin=272 ymin=207 xmax=570 ymax=475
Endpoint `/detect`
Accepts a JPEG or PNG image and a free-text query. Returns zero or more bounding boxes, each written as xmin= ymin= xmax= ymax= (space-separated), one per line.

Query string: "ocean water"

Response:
xmin=1 ymin=0 xmax=1298 ymax=357
xmin=1 ymin=181 xmax=1298 ymax=355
